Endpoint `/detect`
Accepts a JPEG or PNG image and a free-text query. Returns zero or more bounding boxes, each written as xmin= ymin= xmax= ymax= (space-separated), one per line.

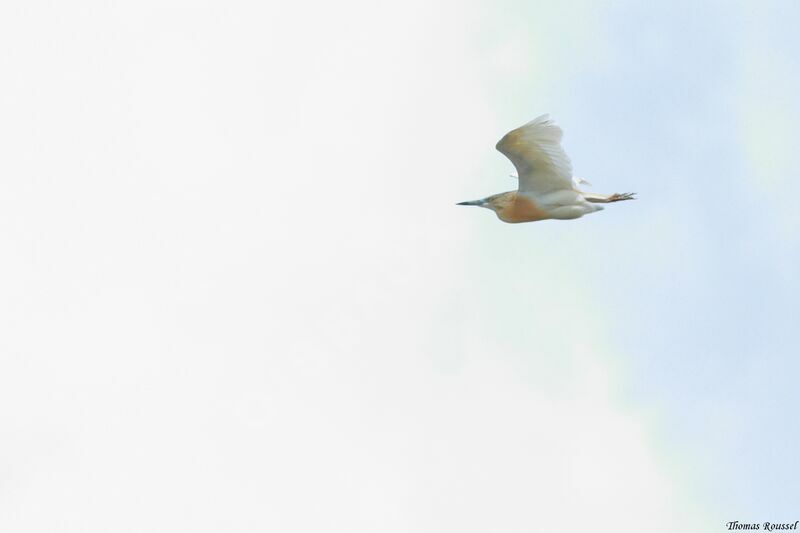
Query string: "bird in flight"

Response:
xmin=458 ymin=114 xmax=635 ymax=223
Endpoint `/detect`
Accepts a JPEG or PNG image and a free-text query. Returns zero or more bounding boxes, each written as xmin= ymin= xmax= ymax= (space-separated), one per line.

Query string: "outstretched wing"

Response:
xmin=495 ymin=114 xmax=574 ymax=195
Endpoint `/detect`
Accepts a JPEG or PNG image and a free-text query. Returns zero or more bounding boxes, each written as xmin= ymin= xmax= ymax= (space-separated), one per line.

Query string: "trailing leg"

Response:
xmin=581 ymin=192 xmax=636 ymax=203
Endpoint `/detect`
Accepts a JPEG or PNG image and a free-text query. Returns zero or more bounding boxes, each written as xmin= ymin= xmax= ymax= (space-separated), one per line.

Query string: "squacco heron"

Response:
xmin=458 ymin=114 xmax=635 ymax=223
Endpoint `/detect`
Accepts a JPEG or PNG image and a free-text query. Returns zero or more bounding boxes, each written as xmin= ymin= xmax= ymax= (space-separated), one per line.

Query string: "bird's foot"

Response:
xmin=609 ymin=192 xmax=636 ymax=202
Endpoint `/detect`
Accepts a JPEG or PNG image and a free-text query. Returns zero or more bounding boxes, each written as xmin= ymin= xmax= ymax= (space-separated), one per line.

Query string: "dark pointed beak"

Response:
xmin=456 ymin=200 xmax=483 ymax=206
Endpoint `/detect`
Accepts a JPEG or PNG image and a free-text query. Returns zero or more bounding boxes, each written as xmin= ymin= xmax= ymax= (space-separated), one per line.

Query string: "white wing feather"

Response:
xmin=495 ymin=114 xmax=575 ymax=195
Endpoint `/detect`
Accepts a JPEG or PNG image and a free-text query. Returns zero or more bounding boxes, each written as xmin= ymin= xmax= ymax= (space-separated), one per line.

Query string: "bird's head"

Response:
xmin=456 ymin=192 xmax=515 ymax=217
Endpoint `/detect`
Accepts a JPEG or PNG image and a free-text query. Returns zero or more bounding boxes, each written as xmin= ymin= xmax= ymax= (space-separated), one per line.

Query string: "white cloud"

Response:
xmin=0 ymin=1 xmax=706 ymax=531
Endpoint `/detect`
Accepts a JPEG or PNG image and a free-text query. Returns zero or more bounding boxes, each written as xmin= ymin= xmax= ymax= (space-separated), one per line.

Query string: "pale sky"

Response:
xmin=1 ymin=0 xmax=798 ymax=531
